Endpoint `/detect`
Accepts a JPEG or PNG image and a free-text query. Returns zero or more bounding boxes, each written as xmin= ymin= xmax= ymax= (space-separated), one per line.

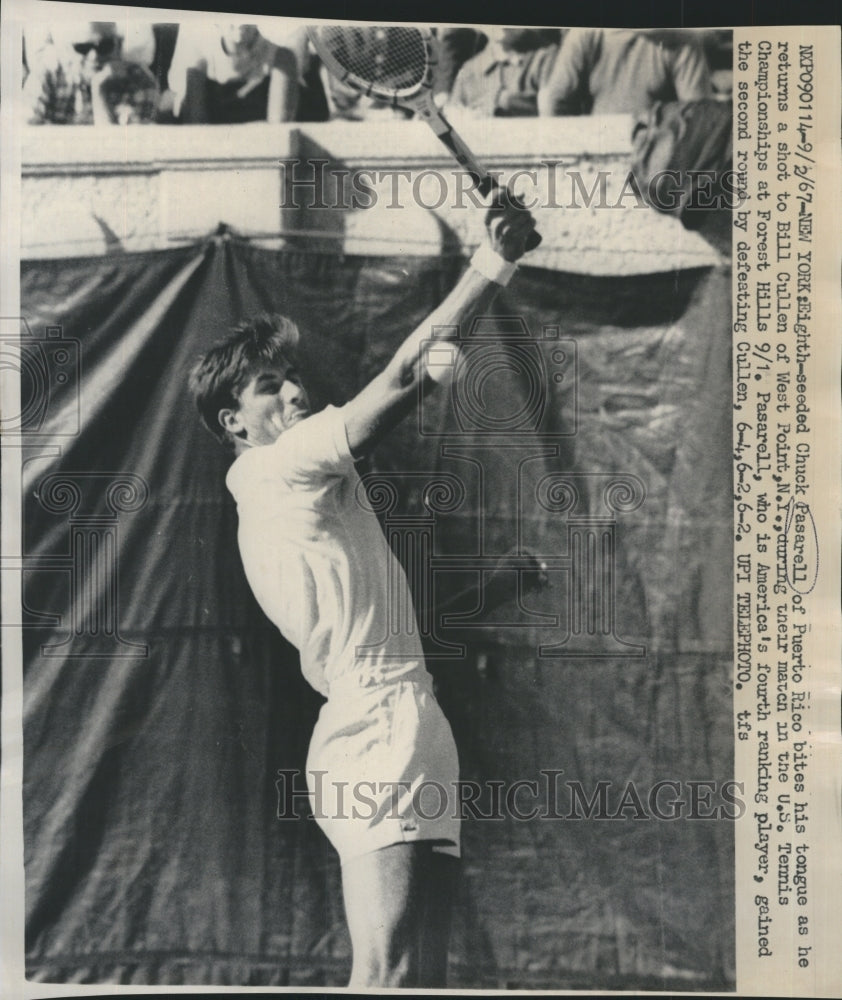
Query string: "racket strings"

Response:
xmin=314 ymin=26 xmax=429 ymax=95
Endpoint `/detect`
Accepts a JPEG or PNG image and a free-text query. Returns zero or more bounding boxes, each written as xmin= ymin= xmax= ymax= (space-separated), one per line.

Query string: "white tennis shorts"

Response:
xmin=306 ymin=669 xmax=461 ymax=863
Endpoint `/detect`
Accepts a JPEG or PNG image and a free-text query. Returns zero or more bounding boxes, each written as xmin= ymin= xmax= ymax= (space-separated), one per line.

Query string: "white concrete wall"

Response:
xmin=21 ymin=117 xmax=720 ymax=273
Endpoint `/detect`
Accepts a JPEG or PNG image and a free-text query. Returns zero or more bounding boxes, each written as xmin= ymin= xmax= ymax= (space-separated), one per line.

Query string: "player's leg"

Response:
xmin=342 ymin=841 xmax=456 ymax=987
xmin=341 ymin=841 xmax=423 ymax=986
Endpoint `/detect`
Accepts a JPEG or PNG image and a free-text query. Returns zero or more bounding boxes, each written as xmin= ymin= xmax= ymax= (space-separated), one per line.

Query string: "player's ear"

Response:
xmin=218 ymin=407 xmax=243 ymax=437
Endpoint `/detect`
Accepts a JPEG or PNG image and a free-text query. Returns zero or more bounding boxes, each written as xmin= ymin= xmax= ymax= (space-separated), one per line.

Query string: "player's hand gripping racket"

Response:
xmin=308 ymin=24 xmax=541 ymax=251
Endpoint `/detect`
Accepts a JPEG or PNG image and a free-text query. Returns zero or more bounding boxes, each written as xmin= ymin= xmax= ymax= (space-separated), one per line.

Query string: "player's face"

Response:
xmin=223 ymin=364 xmax=311 ymax=447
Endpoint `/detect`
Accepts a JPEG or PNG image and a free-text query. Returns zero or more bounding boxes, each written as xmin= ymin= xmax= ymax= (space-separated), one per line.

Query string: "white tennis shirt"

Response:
xmin=226 ymin=404 xmax=429 ymax=697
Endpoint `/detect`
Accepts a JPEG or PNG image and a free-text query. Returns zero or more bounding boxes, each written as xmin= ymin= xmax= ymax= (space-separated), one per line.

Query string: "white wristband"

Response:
xmin=470 ymin=244 xmax=518 ymax=286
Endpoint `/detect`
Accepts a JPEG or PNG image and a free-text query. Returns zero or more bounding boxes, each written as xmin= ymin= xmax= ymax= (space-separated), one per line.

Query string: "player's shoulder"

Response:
xmin=226 ymin=404 xmax=348 ymax=497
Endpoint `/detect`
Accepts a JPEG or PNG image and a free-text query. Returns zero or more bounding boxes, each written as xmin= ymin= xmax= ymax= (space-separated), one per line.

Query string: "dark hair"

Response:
xmin=188 ymin=313 xmax=300 ymax=447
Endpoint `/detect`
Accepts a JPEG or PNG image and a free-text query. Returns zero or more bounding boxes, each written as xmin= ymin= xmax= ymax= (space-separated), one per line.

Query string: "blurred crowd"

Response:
xmin=21 ymin=22 xmax=733 ymax=126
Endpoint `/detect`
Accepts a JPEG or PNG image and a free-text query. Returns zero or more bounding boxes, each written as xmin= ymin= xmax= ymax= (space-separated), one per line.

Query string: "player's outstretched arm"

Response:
xmin=342 ymin=198 xmax=536 ymax=457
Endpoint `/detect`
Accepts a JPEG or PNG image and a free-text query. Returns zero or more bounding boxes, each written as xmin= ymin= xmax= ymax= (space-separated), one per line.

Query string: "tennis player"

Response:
xmin=189 ymin=194 xmax=536 ymax=987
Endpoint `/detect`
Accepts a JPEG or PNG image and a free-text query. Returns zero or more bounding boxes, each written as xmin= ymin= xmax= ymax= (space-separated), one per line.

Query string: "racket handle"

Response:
xmin=429 ymin=113 xmax=542 ymax=251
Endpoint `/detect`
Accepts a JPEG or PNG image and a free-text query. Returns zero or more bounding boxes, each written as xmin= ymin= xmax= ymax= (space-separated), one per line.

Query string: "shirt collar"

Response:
xmin=482 ymin=42 xmax=527 ymax=74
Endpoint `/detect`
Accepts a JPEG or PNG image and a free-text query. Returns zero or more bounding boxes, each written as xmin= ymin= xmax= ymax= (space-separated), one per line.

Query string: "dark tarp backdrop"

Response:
xmin=20 ymin=232 xmax=734 ymax=989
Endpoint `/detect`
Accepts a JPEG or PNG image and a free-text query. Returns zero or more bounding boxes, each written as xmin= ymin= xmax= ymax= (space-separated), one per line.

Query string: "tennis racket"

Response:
xmin=308 ymin=24 xmax=541 ymax=250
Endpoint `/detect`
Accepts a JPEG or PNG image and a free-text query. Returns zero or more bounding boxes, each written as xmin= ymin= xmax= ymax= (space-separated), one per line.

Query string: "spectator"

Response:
xmin=433 ymin=27 xmax=486 ymax=102
xmin=703 ymin=29 xmax=733 ymax=101
xmin=259 ymin=24 xmax=329 ymax=122
xmin=446 ymin=27 xmax=559 ymax=118
xmin=315 ymin=31 xmax=408 ymax=122
xmin=22 ymin=22 xmax=159 ymax=125
xmin=147 ymin=23 xmax=180 ymax=122
xmin=538 ymin=28 xmax=712 ymax=117
xmin=170 ymin=23 xmax=298 ymax=123
xmin=320 ymin=70 xmax=410 ymax=121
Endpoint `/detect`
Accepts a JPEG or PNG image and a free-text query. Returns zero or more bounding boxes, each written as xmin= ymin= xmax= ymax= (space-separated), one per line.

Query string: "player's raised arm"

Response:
xmin=342 ymin=197 xmax=536 ymax=457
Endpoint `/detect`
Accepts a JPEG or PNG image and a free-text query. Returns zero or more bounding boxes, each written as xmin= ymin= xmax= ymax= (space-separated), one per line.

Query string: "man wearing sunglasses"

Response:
xmin=23 ymin=22 xmax=158 ymax=125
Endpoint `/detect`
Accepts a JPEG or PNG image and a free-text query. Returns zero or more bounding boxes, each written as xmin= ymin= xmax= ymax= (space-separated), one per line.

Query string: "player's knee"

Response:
xmin=350 ymin=950 xmax=414 ymax=987
xmin=349 ymin=921 xmax=416 ymax=986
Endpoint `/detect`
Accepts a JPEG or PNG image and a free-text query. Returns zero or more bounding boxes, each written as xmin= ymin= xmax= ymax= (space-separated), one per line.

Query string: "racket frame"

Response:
xmin=308 ymin=22 xmax=544 ymax=243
